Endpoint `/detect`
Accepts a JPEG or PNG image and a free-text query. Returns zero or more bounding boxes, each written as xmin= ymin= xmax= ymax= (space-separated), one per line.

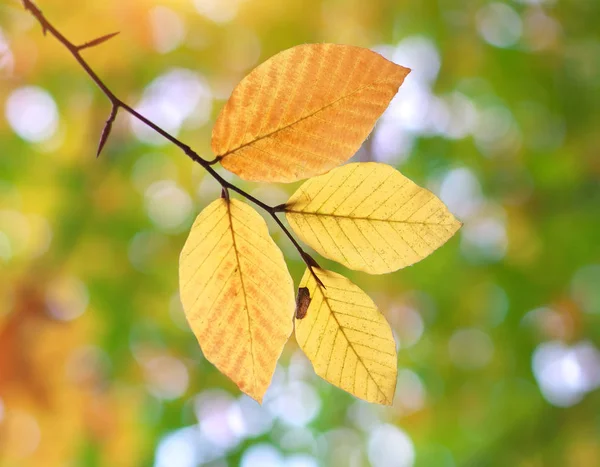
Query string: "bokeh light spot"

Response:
xmin=394 ymin=370 xmax=426 ymax=414
xmin=150 ymin=6 xmax=186 ymax=54
xmin=194 ymin=0 xmax=246 ymax=23
xmin=5 ymin=86 xmax=59 ymax=142
xmin=0 ymin=27 xmax=14 ymax=77
xmin=285 ymin=454 xmax=319 ymax=467
xmin=2 ymin=410 xmax=41 ymax=459
xmin=45 ymin=276 xmax=89 ymax=321
xmin=439 ymin=168 xmax=483 ymax=219
xmin=241 ymin=443 xmax=283 ymax=467
xmin=533 ymin=341 xmax=600 ymax=407
xmin=145 ymin=180 xmax=193 ymax=232
xmin=267 ymin=380 xmax=321 ymax=427
xmin=228 ymin=395 xmax=274 ymax=439
xmin=477 ymin=3 xmax=523 ymax=48
xmin=391 ymin=36 xmax=441 ymax=85
xmin=461 ymin=212 xmax=508 ymax=262
xmin=523 ymin=9 xmax=561 ymax=51
xmin=389 ymin=306 xmax=424 ymax=349
xmin=130 ymin=69 xmax=212 ymax=144
xmin=144 ymin=355 xmax=189 ymax=400
xmin=195 ymin=390 xmax=243 ymax=451
xmin=522 ymin=306 xmax=572 ymax=341
xmin=154 ymin=426 xmax=200 ymax=467
xmin=368 ymin=424 xmax=415 ymax=467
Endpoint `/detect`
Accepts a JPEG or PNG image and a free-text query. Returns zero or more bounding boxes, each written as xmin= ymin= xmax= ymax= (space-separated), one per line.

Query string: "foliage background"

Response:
xmin=1 ymin=0 xmax=599 ymax=465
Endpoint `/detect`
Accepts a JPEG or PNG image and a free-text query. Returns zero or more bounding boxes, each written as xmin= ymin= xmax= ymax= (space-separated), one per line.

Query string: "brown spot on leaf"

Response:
xmin=295 ymin=287 xmax=311 ymax=320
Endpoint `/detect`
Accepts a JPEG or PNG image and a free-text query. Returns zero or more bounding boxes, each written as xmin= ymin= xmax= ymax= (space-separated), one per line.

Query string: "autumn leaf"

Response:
xmin=212 ymin=44 xmax=410 ymax=183
xmin=285 ymin=162 xmax=462 ymax=274
xmin=179 ymin=198 xmax=295 ymax=402
xmin=295 ymin=268 xmax=397 ymax=405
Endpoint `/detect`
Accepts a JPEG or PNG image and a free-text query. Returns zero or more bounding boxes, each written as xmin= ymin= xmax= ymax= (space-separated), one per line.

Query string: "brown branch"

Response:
xmin=20 ymin=0 xmax=324 ymax=286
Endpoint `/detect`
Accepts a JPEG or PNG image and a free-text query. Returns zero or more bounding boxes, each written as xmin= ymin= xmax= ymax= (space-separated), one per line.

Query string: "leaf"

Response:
xmin=295 ymin=268 xmax=397 ymax=405
xmin=212 ymin=44 xmax=410 ymax=183
xmin=285 ymin=162 xmax=462 ymax=274
xmin=179 ymin=198 xmax=295 ymax=402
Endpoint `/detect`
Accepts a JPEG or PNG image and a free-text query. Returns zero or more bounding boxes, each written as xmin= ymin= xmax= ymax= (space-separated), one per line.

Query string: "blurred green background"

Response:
xmin=1 ymin=0 xmax=599 ymax=466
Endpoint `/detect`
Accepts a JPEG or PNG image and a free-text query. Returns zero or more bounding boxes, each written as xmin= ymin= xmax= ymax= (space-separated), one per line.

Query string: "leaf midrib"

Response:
xmin=286 ymin=209 xmax=456 ymax=226
xmin=314 ymin=277 xmax=393 ymax=404
xmin=226 ymin=200 xmax=258 ymax=395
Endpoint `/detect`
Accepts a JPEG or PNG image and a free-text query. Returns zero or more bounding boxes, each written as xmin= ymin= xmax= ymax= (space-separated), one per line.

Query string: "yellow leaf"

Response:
xmin=285 ymin=162 xmax=462 ymax=274
xmin=179 ymin=198 xmax=295 ymax=402
xmin=295 ymin=268 xmax=397 ymax=405
xmin=212 ymin=44 xmax=410 ymax=183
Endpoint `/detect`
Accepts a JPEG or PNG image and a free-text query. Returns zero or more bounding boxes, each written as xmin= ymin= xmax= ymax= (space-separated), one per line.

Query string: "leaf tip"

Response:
xmin=398 ymin=65 xmax=411 ymax=82
xmin=453 ymin=217 xmax=464 ymax=232
xmin=237 ymin=385 xmax=265 ymax=404
xmin=250 ymin=393 xmax=264 ymax=405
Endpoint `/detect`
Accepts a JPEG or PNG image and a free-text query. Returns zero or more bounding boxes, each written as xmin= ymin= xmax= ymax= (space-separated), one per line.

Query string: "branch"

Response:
xmin=20 ymin=0 xmax=324 ymax=285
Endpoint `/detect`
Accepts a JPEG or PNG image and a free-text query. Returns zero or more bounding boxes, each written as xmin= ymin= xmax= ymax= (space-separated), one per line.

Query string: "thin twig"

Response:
xmin=20 ymin=0 xmax=323 ymax=285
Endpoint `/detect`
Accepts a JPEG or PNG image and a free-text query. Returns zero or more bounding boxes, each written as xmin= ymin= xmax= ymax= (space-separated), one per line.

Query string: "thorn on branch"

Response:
xmin=311 ymin=267 xmax=326 ymax=289
xmin=302 ymin=252 xmax=325 ymax=288
xmin=302 ymin=251 xmax=320 ymax=269
xmin=221 ymin=187 xmax=230 ymax=202
xmin=77 ymin=32 xmax=120 ymax=51
xmin=97 ymin=104 xmax=119 ymax=158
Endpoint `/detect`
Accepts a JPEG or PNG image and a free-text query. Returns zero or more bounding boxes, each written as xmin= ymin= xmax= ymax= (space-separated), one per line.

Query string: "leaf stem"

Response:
xmin=205 ymin=156 xmax=222 ymax=165
xmin=20 ymin=0 xmax=322 ymax=282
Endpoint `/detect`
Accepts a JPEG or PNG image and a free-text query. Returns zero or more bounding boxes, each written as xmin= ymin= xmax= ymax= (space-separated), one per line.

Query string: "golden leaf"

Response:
xmin=212 ymin=44 xmax=410 ymax=183
xmin=179 ymin=198 xmax=295 ymax=402
xmin=295 ymin=268 xmax=397 ymax=405
xmin=285 ymin=162 xmax=462 ymax=274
